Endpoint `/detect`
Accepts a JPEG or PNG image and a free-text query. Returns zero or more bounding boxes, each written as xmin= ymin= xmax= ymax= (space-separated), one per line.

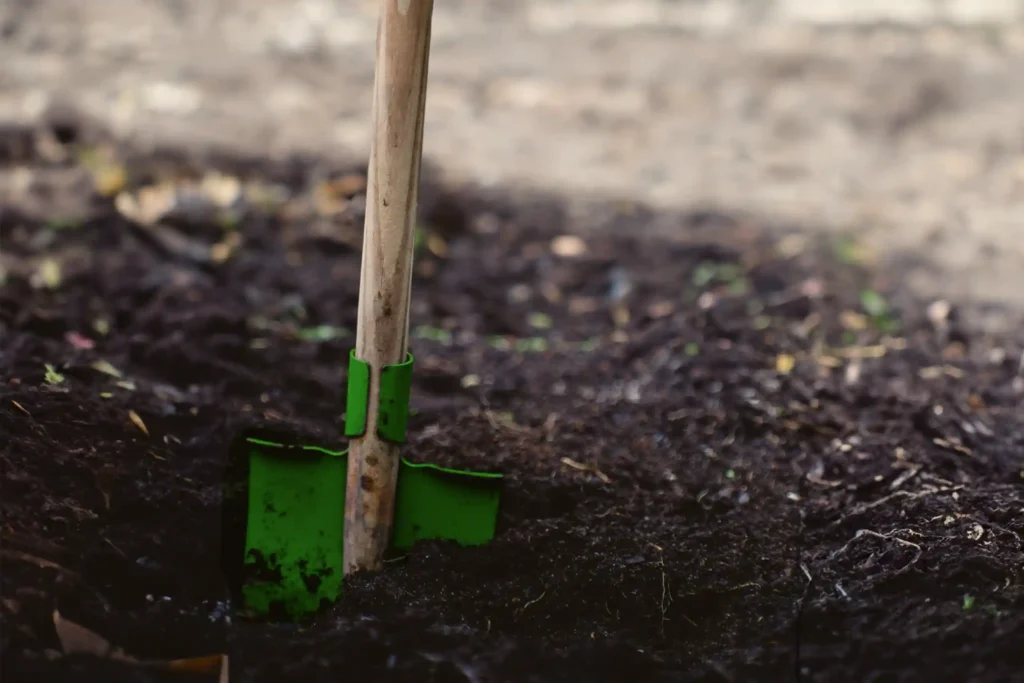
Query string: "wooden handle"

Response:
xmin=344 ymin=0 xmax=434 ymax=575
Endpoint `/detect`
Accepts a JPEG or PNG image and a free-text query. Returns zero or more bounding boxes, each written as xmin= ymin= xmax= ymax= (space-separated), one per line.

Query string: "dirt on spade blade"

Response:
xmin=2 ymin=120 xmax=1023 ymax=683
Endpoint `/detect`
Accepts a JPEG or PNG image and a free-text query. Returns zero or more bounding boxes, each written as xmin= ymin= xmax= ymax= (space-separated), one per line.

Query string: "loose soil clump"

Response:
xmin=2 ymin=121 xmax=1022 ymax=682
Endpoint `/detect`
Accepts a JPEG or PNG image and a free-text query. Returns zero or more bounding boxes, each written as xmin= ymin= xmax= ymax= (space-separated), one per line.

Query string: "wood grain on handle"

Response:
xmin=345 ymin=0 xmax=434 ymax=575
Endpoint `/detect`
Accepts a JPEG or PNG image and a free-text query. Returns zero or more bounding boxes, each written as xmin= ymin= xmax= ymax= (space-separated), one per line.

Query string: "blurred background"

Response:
xmin=2 ymin=0 xmax=1023 ymax=317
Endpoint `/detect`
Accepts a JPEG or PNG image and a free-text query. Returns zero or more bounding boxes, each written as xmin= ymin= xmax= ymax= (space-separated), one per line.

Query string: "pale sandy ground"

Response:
xmin=2 ymin=0 xmax=1024 ymax=327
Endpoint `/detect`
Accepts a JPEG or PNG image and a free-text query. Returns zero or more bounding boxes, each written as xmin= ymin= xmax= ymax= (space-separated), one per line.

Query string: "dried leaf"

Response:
xmin=839 ymin=311 xmax=868 ymax=331
xmin=326 ymin=174 xmax=367 ymax=197
xmin=114 ymin=184 xmax=176 ymax=225
xmin=52 ymin=610 xmax=134 ymax=661
xmin=312 ymin=181 xmax=350 ymax=216
xmin=53 ymin=610 xmax=227 ymax=675
xmin=550 ymin=235 xmax=587 ymax=257
xmin=114 ymin=192 xmax=140 ymax=222
xmin=200 ymin=172 xmax=243 ymax=209
xmin=835 ymin=345 xmax=886 ymax=360
xmin=210 ymin=232 xmax=242 ymax=264
xmin=775 ymin=354 xmax=796 ymax=374
xmin=816 ymin=355 xmax=842 ymax=368
xmin=163 ymin=654 xmax=225 ymax=674
xmin=92 ymin=164 xmax=128 ymax=198
xmin=426 ymin=233 xmax=449 ymax=257
xmin=91 ymin=360 xmax=123 ymax=378
xmin=128 ymin=410 xmax=149 ymax=436
xmin=32 ymin=258 xmax=62 ymax=290
xmin=927 ymin=299 xmax=951 ymax=326
xmin=53 ymin=610 xmax=108 ymax=656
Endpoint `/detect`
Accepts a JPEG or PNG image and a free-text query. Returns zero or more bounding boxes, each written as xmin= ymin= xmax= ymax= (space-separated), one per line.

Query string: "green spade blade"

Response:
xmin=240 ymin=437 xmax=503 ymax=620
xmin=241 ymin=440 xmax=346 ymax=620
xmin=393 ymin=460 xmax=503 ymax=550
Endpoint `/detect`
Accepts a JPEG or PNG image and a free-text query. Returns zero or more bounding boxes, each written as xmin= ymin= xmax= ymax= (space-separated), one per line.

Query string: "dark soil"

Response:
xmin=2 ymin=120 xmax=1023 ymax=683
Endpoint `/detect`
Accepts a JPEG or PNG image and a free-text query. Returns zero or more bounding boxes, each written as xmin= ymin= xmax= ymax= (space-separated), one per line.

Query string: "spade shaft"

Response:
xmin=344 ymin=0 xmax=434 ymax=575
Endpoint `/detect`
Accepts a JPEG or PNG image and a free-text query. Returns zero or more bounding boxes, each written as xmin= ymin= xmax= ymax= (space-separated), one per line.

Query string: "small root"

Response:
xmin=516 ymin=590 xmax=546 ymax=617
xmin=652 ymin=544 xmax=672 ymax=631
xmin=561 ymin=457 xmax=611 ymax=484
xmin=830 ymin=528 xmax=923 ymax=575
xmin=826 ymin=486 xmax=964 ymax=529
